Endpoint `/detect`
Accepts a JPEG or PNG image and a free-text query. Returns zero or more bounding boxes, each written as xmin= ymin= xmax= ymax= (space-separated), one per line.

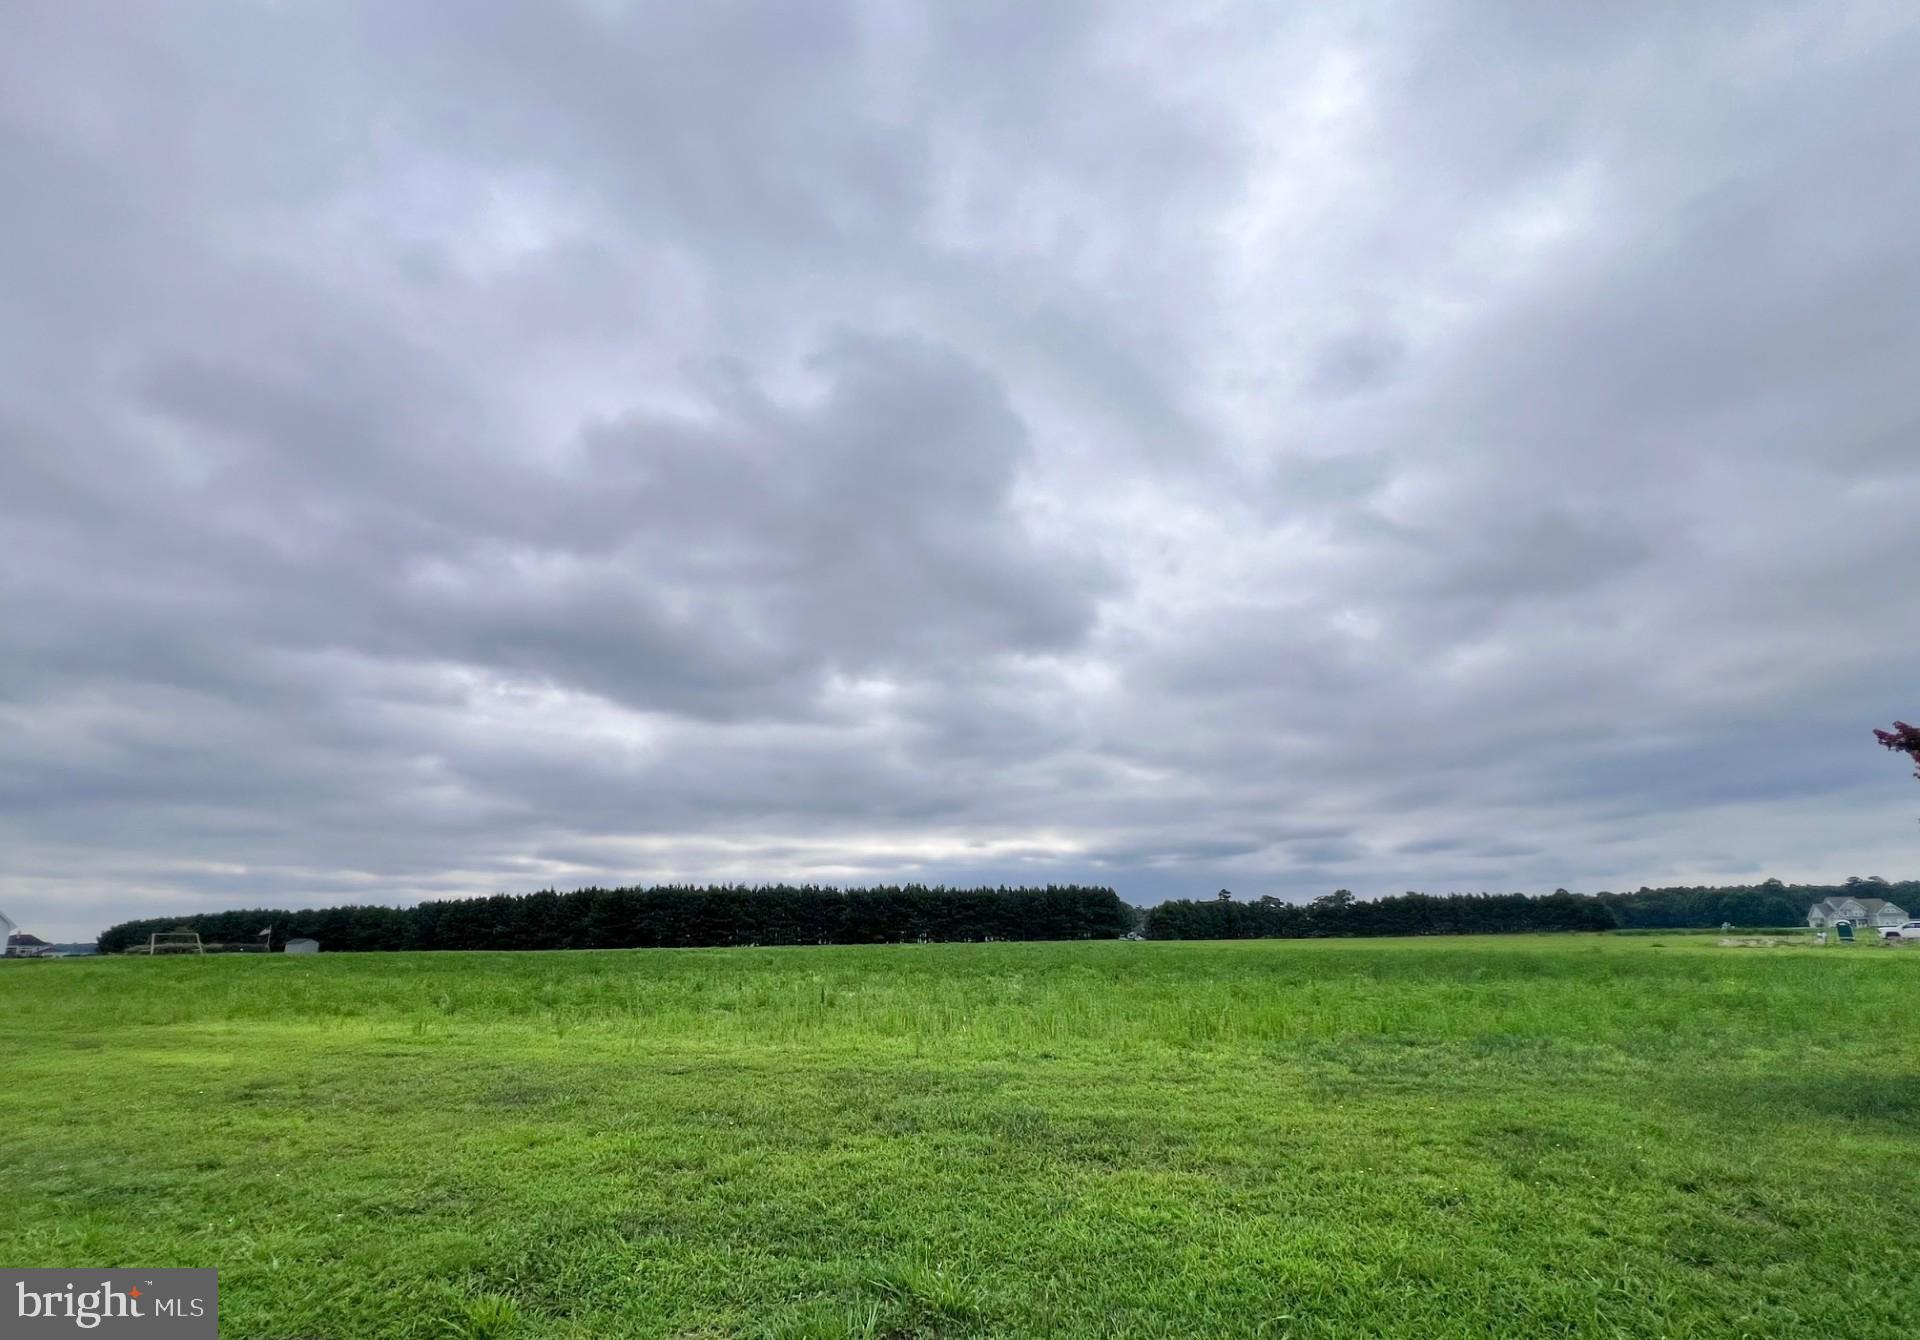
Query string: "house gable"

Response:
xmin=1807 ymin=897 xmax=1909 ymax=926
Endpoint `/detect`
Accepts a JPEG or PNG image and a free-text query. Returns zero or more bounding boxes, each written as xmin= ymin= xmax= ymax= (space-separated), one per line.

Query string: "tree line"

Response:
xmin=94 ymin=884 xmax=1135 ymax=954
xmin=94 ymin=876 xmax=1917 ymax=953
xmin=1143 ymin=888 xmax=1613 ymax=939
xmin=1599 ymin=876 xmax=1918 ymax=929
xmin=1141 ymin=877 xmax=1918 ymax=939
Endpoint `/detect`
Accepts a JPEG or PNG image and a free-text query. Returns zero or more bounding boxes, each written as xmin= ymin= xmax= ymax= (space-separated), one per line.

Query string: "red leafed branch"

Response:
xmin=1876 ymin=721 xmax=1920 ymax=781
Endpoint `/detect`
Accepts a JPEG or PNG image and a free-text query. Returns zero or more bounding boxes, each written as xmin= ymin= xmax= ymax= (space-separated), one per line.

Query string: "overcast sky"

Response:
xmin=3 ymin=2 xmax=1918 ymax=940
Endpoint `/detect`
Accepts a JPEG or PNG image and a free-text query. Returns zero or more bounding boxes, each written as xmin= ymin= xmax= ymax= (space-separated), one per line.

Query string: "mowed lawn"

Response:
xmin=5 ymin=938 xmax=1919 ymax=1339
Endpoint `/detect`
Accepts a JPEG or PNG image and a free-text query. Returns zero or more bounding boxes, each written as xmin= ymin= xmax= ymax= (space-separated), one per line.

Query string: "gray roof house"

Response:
xmin=1808 ymin=897 xmax=1907 ymax=928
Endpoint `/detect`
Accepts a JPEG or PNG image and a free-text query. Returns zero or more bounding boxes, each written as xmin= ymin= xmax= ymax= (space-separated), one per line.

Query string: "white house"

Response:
xmin=1807 ymin=897 xmax=1907 ymax=929
xmin=2 ymin=909 xmax=57 ymax=958
xmin=284 ymin=938 xmax=320 ymax=955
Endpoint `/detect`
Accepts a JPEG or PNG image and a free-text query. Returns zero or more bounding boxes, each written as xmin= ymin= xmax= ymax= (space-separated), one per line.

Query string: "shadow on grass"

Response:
xmin=1672 ymin=1071 xmax=1920 ymax=1129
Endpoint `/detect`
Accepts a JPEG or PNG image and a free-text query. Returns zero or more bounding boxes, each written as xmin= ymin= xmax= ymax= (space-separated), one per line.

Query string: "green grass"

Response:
xmin=1607 ymin=926 xmax=1814 ymax=936
xmin=5 ymin=936 xmax=1919 ymax=1338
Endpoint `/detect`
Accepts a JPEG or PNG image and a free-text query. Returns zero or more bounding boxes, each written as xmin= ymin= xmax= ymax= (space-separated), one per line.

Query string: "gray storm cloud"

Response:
xmin=2 ymin=1 xmax=1916 ymax=938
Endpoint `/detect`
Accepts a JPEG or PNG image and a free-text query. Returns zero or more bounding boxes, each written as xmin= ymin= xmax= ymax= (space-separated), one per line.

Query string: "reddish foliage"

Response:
xmin=1875 ymin=720 xmax=1920 ymax=781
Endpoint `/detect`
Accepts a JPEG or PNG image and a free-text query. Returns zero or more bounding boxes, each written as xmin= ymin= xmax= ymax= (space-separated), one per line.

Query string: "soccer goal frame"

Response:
xmin=148 ymin=931 xmax=205 ymax=955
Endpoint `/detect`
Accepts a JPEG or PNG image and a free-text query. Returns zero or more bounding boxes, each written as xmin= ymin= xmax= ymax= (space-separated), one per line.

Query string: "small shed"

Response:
xmin=284 ymin=938 xmax=320 ymax=955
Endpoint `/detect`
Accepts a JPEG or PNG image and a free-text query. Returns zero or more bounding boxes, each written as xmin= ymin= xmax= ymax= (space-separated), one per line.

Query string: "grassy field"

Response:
xmin=5 ymin=936 xmax=1918 ymax=1339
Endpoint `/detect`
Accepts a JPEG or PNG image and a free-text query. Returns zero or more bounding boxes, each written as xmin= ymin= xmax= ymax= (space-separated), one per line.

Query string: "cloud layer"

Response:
xmin=3 ymin=1 xmax=1917 ymax=938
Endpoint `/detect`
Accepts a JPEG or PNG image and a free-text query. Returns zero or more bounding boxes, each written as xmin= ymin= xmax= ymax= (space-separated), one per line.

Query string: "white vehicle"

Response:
xmin=1879 ymin=920 xmax=1920 ymax=942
